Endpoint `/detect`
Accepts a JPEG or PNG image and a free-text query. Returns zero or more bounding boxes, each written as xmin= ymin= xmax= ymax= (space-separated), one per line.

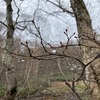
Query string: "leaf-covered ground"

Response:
xmin=0 ymin=81 xmax=91 ymax=100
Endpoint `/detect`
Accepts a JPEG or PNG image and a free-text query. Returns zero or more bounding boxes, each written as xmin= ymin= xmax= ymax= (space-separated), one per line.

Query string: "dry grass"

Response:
xmin=47 ymin=81 xmax=71 ymax=95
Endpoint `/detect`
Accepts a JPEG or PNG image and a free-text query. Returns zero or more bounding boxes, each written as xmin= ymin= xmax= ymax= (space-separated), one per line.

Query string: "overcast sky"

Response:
xmin=0 ymin=0 xmax=100 ymax=44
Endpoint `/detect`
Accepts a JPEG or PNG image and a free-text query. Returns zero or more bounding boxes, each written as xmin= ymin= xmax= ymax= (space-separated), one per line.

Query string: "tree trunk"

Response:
xmin=70 ymin=0 xmax=100 ymax=99
xmin=3 ymin=0 xmax=17 ymax=100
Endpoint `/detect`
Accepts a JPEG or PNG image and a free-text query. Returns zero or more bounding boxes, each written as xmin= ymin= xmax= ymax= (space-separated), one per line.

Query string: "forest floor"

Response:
xmin=0 ymin=81 xmax=90 ymax=100
xmin=16 ymin=82 xmax=76 ymax=100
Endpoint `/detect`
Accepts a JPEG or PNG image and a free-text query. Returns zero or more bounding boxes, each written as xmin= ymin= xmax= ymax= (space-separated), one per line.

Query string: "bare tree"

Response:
xmin=70 ymin=0 xmax=100 ymax=99
xmin=2 ymin=0 xmax=17 ymax=100
xmin=0 ymin=0 xmax=100 ymax=100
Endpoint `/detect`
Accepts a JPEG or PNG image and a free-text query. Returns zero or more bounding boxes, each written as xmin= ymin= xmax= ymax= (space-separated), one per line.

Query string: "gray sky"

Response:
xmin=0 ymin=0 xmax=100 ymax=44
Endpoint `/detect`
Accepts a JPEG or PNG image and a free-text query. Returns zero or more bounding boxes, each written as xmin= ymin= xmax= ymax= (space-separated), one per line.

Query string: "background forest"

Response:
xmin=0 ymin=0 xmax=100 ymax=100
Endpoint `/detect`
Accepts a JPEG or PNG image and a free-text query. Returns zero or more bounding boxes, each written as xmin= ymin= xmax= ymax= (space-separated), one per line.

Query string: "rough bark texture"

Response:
xmin=3 ymin=0 xmax=17 ymax=100
xmin=70 ymin=0 xmax=100 ymax=100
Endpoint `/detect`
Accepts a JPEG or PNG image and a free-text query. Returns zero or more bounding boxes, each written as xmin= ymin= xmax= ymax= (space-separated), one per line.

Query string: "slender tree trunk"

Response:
xmin=35 ymin=60 xmax=38 ymax=79
xmin=3 ymin=0 xmax=17 ymax=100
xmin=70 ymin=0 xmax=100 ymax=99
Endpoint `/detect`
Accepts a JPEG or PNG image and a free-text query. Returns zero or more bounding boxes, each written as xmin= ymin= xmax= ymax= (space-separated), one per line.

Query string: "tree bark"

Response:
xmin=3 ymin=0 xmax=17 ymax=100
xmin=70 ymin=0 xmax=100 ymax=100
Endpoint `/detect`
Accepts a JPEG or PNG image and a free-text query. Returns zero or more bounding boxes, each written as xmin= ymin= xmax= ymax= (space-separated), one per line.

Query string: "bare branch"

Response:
xmin=0 ymin=21 xmax=7 ymax=27
xmin=47 ymin=0 xmax=73 ymax=15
